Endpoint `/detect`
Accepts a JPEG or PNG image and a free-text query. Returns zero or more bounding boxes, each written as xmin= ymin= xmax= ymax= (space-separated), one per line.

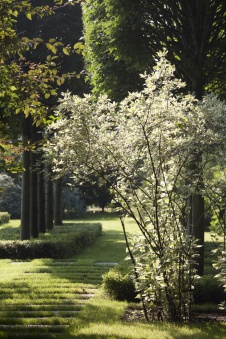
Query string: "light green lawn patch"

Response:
xmin=0 ymin=212 xmax=225 ymax=338
xmin=65 ymin=212 xmax=130 ymax=262
xmin=0 ymin=258 xmax=112 ymax=337
xmin=205 ymin=232 xmax=224 ymax=242
xmin=68 ymin=290 xmax=226 ymax=339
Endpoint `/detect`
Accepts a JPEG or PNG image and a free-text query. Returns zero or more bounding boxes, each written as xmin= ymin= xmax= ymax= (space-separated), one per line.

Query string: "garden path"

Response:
xmin=0 ymin=259 xmax=117 ymax=338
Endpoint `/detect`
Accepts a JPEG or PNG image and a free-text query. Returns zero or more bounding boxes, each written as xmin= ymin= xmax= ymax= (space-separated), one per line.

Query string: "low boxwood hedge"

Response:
xmin=103 ymin=261 xmax=226 ymax=306
xmin=0 ymin=223 xmax=102 ymax=259
xmin=0 ymin=212 xmax=10 ymax=225
xmin=193 ymin=275 xmax=226 ymax=304
xmin=102 ymin=261 xmax=137 ymax=302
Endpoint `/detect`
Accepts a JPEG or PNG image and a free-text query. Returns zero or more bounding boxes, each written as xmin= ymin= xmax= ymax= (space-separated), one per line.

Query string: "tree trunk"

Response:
xmin=45 ymin=165 xmax=54 ymax=230
xmin=192 ymin=191 xmax=205 ymax=275
xmin=54 ymin=177 xmax=63 ymax=226
xmin=30 ymin=124 xmax=39 ymax=238
xmin=38 ymin=160 xmax=46 ymax=233
xmin=20 ymin=115 xmax=31 ymax=240
xmin=191 ymin=80 xmax=205 ymax=276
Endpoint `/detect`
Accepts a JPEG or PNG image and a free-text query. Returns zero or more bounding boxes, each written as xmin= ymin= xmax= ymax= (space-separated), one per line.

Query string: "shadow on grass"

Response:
xmin=67 ymin=302 xmax=226 ymax=339
xmin=28 ymin=227 xmax=127 ymax=286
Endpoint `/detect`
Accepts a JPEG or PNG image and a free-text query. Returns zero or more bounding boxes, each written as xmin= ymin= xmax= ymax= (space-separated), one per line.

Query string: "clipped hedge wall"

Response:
xmin=193 ymin=275 xmax=226 ymax=304
xmin=102 ymin=261 xmax=226 ymax=306
xmin=102 ymin=261 xmax=137 ymax=302
xmin=0 ymin=223 xmax=102 ymax=259
xmin=0 ymin=212 xmax=10 ymax=225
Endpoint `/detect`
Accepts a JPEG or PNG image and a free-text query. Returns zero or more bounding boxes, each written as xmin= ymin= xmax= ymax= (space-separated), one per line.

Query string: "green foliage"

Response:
xmin=62 ymin=182 xmax=86 ymax=218
xmin=46 ymin=53 xmax=226 ymax=321
xmin=0 ymin=223 xmax=102 ymax=259
xmin=102 ymin=261 xmax=136 ymax=302
xmin=82 ymin=0 xmax=149 ymax=100
xmin=83 ymin=1 xmax=226 ymax=100
xmin=0 ymin=0 xmax=84 ymax=173
xmin=193 ymin=275 xmax=226 ymax=304
xmin=0 ymin=212 xmax=10 ymax=225
xmin=0 ymin=173 xmax=21 ymax=218
xmin=130 ymin=231 xmax=197 ymax=322
xmin=78 ymin=174 xmax=113 ymax=211
xmin=212 ymin=247 xmax=226 ymax=310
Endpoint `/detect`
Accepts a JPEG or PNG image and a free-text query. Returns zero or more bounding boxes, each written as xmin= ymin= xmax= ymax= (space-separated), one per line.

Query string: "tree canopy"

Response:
xmin=83 ymin=0 xmax=226 ymax=100
xmin=0 ymin=0 xmax=84 ymax=172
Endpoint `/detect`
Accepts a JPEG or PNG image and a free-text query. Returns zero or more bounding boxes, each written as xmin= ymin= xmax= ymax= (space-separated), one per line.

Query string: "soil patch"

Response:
xmin=122 ymin=306 xmax=226 ymax=323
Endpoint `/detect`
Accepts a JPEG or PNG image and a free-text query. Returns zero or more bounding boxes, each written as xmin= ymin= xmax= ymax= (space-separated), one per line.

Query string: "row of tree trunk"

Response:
xmin=20 ymin=115 xmax=62 ymax=240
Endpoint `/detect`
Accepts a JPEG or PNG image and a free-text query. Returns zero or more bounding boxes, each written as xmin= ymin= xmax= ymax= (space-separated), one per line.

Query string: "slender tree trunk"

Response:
xmin=191 ymin=78 xmax=205 ymax=276
xmin=54 ymin=177 xmax=63 ymax=226
xmin=38 ymin=160 xmax=46 ymax=233
xmin=30 ymin=124 xmax=39 ymax=238
xmin=192 ymin=190 xmax=205 ymax=275
xmin=35 ymin=130 xmax=46 ymax=234
xmin=20 ymin=115 xmax=31 ymax=240
xmin=45 ymin=165 xmax=54 ymax=230
xmin=184 ymin=62 xmax=205 ymax=275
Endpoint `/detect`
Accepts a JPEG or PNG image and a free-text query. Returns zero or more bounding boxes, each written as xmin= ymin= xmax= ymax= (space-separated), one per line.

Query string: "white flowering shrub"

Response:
xmin=45 ymin=51 xmax=226 ymax=321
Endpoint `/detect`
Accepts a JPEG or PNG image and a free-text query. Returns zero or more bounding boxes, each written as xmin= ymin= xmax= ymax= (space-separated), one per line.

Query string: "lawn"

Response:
xmin=0 ymin=212 xmax=225 ymax=338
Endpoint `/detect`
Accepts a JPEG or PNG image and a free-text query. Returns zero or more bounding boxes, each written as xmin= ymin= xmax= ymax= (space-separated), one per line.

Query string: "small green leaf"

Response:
xmin=74 ymin=42 xmax=83 ymax=49
xmin=46 ymin=43 xmax=57 ymax=54
xmin=0 ymin=145 xmax=5 ymax=153
xmin=50 ymin=90 xmax=57 ymax=96
xmin=51 ymin=46 xmax=57 ymax=54
xmin=12 ymin=11 xmax=18 ymax=17
xmin=46 ymin=43 xmax=52 ymax=50
xmin=26 ymin=13 xmax=32 ymax=20
xmin=63 ymin=47 xmax=70 ymax=55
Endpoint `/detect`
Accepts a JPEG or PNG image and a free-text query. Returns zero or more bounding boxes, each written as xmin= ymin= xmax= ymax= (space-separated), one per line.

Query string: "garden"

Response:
xmin=1 ymin=1 xmax=226 ymax=338
xmin=0 ymin=212 xmax=225 ymax=338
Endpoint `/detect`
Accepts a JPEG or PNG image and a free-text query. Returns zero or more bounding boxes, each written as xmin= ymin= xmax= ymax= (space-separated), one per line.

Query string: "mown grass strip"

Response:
xmin=0 ymin=212 xmax=225 ymax=338
xmin=0 ymin=215 xmax=121 ymax=338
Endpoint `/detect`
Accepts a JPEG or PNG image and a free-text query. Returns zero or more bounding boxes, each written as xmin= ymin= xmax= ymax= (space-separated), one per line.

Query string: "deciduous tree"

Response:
xmin=1 ymin=0 xmax=84 ymax=239
xmin=82 ymin=0 xmax=226 ymax=274
xmin=45 ymin=53 xmax=226 ymax=319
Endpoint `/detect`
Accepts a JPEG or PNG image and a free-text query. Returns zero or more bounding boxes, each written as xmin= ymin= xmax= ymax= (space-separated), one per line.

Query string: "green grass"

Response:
xmin=0 ymin=212 xmax=225 ymax=338
xmin=0 ymin=257 xmax=113 ymax=337
xmin=65 ymin=212 xmax=130 ymax=262
xmin=69 ymin=296 xmax=226 ymax=339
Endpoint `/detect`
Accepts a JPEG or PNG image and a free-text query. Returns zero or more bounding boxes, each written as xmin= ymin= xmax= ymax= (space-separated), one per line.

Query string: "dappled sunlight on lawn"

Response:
xmin=73 ymin=322 xmax=226 ymax=339
xmin=69 ymin=296 xmax=226 ymax=339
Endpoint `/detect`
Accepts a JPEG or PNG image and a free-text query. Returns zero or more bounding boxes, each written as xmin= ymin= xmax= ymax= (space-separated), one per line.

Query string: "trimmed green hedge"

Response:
xmin=0 ymin=223 xmax=102 ymax=259
xmin=0 ymin=212 xmax=10 ymax=225
xmin=103 ymin=261 xmax=226 ymax=305
xmin=193 ymin=275 xmax=226 ymax=304
xmin=102 ymin=261 xmax=137 ymax=302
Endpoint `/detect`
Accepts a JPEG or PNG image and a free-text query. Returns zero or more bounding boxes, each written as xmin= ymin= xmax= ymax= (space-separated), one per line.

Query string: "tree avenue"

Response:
xmin=82 ymin=0 xmax=226 ymax=275
xmin=45 ymin=53 xmax=226 ymax=321
xmin=0 ymin=0 xmax=84 ymax=239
